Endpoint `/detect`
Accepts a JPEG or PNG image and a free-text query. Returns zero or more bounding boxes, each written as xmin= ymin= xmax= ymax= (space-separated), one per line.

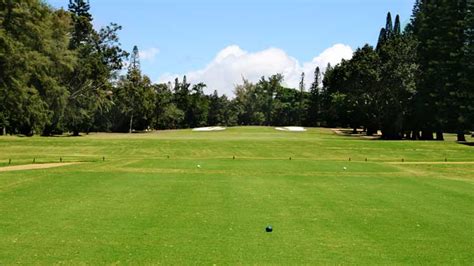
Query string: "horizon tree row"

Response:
xmin=321 ymin=0 xmax=473 ymax=141
xmin=0 ymin=0 xmax=472 ymax=141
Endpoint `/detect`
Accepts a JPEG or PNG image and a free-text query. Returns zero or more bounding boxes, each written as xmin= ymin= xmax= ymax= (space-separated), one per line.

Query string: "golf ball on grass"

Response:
xmin=197 ymin=165 xmax=201 ymax=168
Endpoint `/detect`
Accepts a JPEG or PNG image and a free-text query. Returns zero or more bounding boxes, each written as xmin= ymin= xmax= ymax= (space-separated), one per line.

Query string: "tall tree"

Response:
xmin=377 ymin=12 xmax=395 ymax=51
xmin=385 ymin=12 xmax=393 ymax=38
xmin=152 ymin=83 xmax=183 ymax=129
xmin=307 ymin=67 xmax=321 ymax=126
xmin=174 ymin=76 xmax=191 ymax=127
xmin=68 ymin=0 xmax=92 ymax=49
xmin=0 ymin=1 xmax=74 ymax=135
xmin=410 ymin=0 xmax=471 ymax=141
xmin=64 ymin=0 xmax=127 ymax=136
xmin=187 ymin=83 xmax=209 ymax=128
xmin=323 ymin=46 xmax=380 ymax=134
xmin=114 ymin=45 xmax=155 ymax=133
xmin=126 ymin=45 xmax=141 ymax=133
xmin=377 ymin=21 xmax=418 ymax=139
xmin=298 ymin=72 xmax=305 ymax=125
xmin=394 ymin=15 xmax=401 ymax=35
xmin=462 ymin=0 xmax=474 ymax=135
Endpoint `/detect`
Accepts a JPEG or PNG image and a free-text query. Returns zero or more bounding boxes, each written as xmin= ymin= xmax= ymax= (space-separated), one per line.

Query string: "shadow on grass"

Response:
xmin=459 ymin=142 xmax=474 ymax=147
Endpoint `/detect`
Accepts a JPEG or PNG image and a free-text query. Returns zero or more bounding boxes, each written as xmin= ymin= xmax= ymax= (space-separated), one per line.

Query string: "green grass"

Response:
xmin=0 ymin=127 xmax=473 ymax=264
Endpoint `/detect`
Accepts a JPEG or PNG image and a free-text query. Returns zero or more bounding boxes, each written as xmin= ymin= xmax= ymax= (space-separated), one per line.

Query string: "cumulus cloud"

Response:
xmin=139 ymin=47 xmax=160 ymax=61
xmin=158 ymin=44 xmax=353 ymax=96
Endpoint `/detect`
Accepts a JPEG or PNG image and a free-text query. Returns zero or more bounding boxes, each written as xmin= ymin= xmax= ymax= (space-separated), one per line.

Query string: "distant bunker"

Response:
xmin=275 ymin=126 xmax=307 ymax=132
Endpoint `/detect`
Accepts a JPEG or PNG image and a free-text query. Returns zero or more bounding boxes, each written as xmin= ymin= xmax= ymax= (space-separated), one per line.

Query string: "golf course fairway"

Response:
xmin=0 ymin=127 xmax=472 ymax=264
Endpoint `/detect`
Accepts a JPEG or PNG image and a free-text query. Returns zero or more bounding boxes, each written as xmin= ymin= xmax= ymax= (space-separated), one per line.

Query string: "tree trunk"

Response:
xmin=2 ymin=127 xmax=5 ymax=136
xmin=382 ymin=130 xmax=402 ymax=140
xmin=457 ymin=132 xmax=466 ymax=142
xmin=129 ymin=114 xmax=134 ymax=134
xmin=404 ymin=132 xmax=411 ymax=139
xmin=367 ymin=127 xmax=376 ymax=136
xmin=352 ymin=128 xmax=357 ymax=134
xmin=73 ymin=130 xmax=80 ymax=136
xmin=421 ymin=130 xmax=433 ymax=140
xmin=436 ymin=131 xmax=444 ymax=141
xmin=42 ymin=125 xmax=53 ymax=137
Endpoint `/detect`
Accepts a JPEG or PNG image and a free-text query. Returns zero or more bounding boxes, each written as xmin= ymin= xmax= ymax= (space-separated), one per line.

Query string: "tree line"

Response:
xmin=0 ymin=0 xmax=472 ymax=141
xmin=322 ymin=1 xmax=473 ymax=141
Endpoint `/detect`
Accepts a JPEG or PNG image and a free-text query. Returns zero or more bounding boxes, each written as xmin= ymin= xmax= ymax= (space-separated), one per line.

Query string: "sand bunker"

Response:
xmin=0 ymin=163 xmax=78 ymax=172
xmin=275 ymin=126 xmax=307 ymax=132
xmin=192 ymin=126 xmax=226 ymax=132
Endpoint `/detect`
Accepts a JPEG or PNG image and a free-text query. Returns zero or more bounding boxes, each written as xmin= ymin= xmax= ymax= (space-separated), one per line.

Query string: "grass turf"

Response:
xmin=0 ymin=127 xmax=473 ymax=264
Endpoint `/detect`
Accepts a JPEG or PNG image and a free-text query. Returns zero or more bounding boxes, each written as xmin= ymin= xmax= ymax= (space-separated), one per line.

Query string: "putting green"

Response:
xmin=0 ymin=127 xmax=472 ymax=264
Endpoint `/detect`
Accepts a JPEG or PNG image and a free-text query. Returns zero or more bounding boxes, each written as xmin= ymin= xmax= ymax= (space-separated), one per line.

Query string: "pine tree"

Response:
xmin=411 ymin=0 xmax=440 ymax=140
xmin=385 ymin=12 xmax=393 ymax=38
xmin=188 ymin=83 xmax=209 ymax=128
xmin=394 ymin=15 xmax=401 ymax=35
xmin=64 ymin=0 xmax=127 ymax=135
xmin=376 ymin=28 xmax=387 ymax=51
xmin=127 ymin=45 xmax=141 ymax=133
xmin=462 ymin=0 xmax=474 ymax=136
xmin=307 ymin=67 xmax=321 ymax=126
xmin=129 ymin=46 xmax=140 ymax=73
xmin=68 ymin=0 xmax=92 ymax=49
xmin=378 ymin=25 xmax=418 ymax=139
xmin=298 ymin=72 xmax=306 ymax=125
xmin=174 ymin=75 xmax=191 ymax=127
xmin=411 ymin=0 xmax=471 ymax=141
xmin=111 ymin=46 xmax=155 ymax=132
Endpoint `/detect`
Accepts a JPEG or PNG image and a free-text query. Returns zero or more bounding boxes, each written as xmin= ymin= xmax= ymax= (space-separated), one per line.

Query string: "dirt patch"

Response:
xmin=0 ymin=163 xmax=79 ymax=172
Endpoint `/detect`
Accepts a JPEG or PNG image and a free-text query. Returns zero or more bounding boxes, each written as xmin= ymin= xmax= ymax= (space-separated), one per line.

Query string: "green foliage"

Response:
xmin=207 ymin=91 xmax=237 ymax=126
xmin=409 ymin=0 xmax=472 ymax=140
xmin=306 ymin=67 xmax=321 ymax=126
xmin=0 ymin=0 xmax=471 ymax=140
xmin=64 ymin=0 xmax=127 ymax=135
xmin=377 ymin=27 xmax=418 ymax=139
xmin=323 ymin=45 xmax=380 ymax=134
xmin=0 ymin=0 xmax=74 ymax=135
xmin=323 ymin=4 xmax=471 ymax=140
xmin=157 ymin=102 xmax=184 ymax=129
xmin=111 ymin=46 xmax=155 ymax=132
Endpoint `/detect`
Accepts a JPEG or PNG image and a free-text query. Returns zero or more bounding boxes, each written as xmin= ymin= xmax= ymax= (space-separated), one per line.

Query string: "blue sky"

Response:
xmin=48 ymin=0 xmax=416 ymax=95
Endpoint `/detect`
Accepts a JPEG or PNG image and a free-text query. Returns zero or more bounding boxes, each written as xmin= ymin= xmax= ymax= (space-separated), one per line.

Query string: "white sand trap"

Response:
xmin=275 ymin=126 xmax=307 ymax=132
xmin=0 ymin=163 xmax=78 ymax=172
xmin=192 ymin=126 xmax=226 ymax=132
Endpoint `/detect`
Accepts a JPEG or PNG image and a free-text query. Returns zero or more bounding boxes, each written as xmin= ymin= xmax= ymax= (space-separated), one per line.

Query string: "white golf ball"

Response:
xmin=197 ymin=165 xmax=201 ymax=168
xmin=343 ymin=167 xmax=347 ymax=170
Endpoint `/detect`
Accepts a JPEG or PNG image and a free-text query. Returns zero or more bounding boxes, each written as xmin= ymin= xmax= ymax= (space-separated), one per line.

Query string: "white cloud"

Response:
xmin=158 ymin=44 xmax=353 ymax=96
xmin=139 ymin=47 xmax=160 ymax=61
